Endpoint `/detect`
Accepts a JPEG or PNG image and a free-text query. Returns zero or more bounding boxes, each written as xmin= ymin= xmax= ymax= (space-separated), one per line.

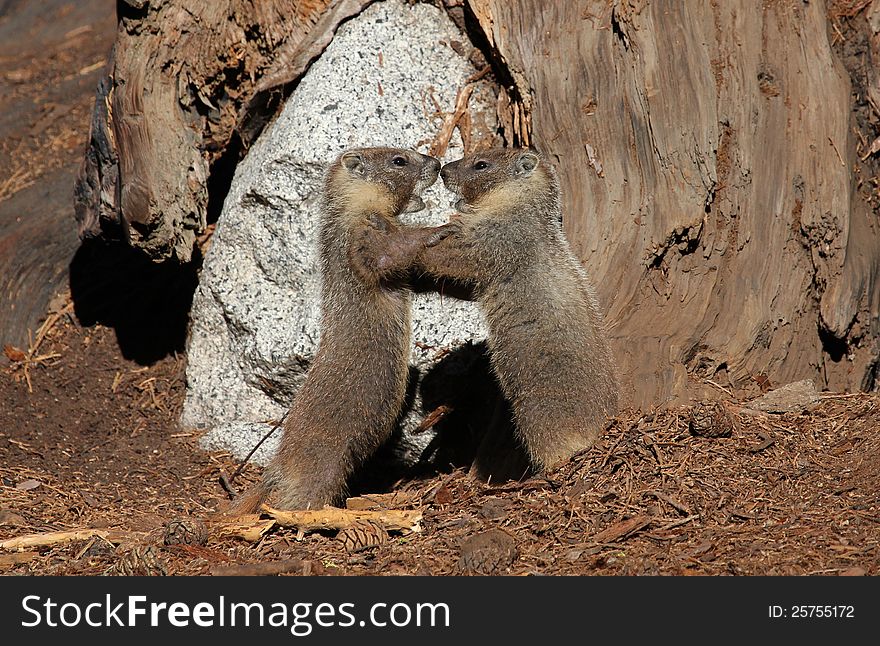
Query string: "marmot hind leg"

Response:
xmin=469 ymin=395 xmax=532 ymax=483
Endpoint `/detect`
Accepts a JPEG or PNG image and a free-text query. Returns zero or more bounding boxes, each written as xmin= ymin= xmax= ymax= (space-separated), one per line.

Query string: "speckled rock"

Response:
xmin=745 ymin=379 xmax=821 ymax=414
xmin=182 ymin=0 xmax=496 ymax=466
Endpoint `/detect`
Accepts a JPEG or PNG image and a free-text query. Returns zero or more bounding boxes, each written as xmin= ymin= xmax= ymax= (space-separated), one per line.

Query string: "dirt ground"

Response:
xmin=2 ymin=314 xmax=878 ymax=576
xmin=1 ymin=2 xmax=879 ymax=576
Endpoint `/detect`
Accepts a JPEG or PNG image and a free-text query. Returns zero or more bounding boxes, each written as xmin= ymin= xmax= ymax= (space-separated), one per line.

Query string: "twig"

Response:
xmin=218 ymin=470 xmax=237 ymax=498
xmin=747 ymin=431 xmax=775 ymax=453
xmin=0 ymin=552 xmax=38 ymax=566
xmin=828 ymin=137 xmax=846 ymax=167
xmin=32 ymin=303 xmax=73 ymax=354
xmin=214 ymin=505 xmax=422 ymax=542
xmin=345 ymin=491 xmax=416 ymax=510
xmin=590 ymin=515 xmax=652 ymax=543
xmin=655 ymin=515 xmax=698 ymax=532
xmin=230 ymin=412 xmax=288 ymax=483
xmin=413 ymin=404 xmax=452 ymax=434
xmin=1 ymin=528 xmax=135 ymax=551
xmin=6 ymin=302 xmax=72 ymax=393
xmin=645 ymin=490 xmax=692 ymax=515
xmin=704 ymin=379 xmax=734 ymax=396
xmin=465 ymin=65 xmax=491 ymax=84
xmin=429 ymin=83 xmax=475 ymax=158
xmin=213 ymin=516 xmax=276 ymax=542
xmin=209 ymin=560 xmax=305 ymax=576
xmin=599 ymin=425 xmax=627 ymax=469
xmin=817 ymin=392 xmax=867 ymax=399
xmin=265 ymin=505 xmax=422 ymax=534
xmin=830 ymin=19 xmax=845 ymax=45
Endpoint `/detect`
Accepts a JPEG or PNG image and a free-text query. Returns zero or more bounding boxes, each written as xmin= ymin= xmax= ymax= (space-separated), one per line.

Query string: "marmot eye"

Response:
xmin=391 ymin=156 xmax=408 ymax=167
xmin=474 ymin=160 xmax=489 ymax=170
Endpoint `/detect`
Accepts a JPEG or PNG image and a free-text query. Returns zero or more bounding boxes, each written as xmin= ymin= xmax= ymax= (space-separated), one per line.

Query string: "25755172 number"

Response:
xmin=769 ymin=605 xmax=854 ymax=619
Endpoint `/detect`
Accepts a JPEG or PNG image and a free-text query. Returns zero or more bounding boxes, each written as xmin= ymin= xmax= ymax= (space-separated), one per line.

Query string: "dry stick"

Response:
xmin=220 ymin=411 xmax=290 ymax=498
xmin=345 ymin=491 xmax=415 ymax=511
xmin=12 ymin=302 xmax=73 ymax=393
xmin=214 ymin=507 xmax=422 ymax=543
xmin=645 ymin=490 xmax=692 ymax=516
xmin=429 ymin=83 xmax=475 ymax=158
xmin=1 ymin=528 xmax=136 ymax=551
xmin=861 ymin=134 xmax=880 ymax=161
xmin=263 ymin=505 xmax=422 ymax=534
xmin=704 ymin=379 xmax=734 ymax=396
xmin=413 ymin=404 xmax=452 ymax=434
xmin=599 ymin=425 xmax=627 ymax=469
xmin=465 ymin=65 xmax=491 ymax=84
xmin=209 ymin=560 xmax=305 ymax=576
xmin=655 ymin=515 xmax=699 ymax=532
xmin=32 ymin=303 xmax=73 ymax=354
xmin=0 ymin=552 xmax=38 ymax=566
xmin=818 ymin=392 xmax=870 ymax=399
xmin=590 ymin=515 xmax=652 ymax=544
xmin=231 ymin=413 xmax=288 ymax=481
xmin=828 ymin=137 xmax=846 ymax=167
xmin=213 ymin=517 xmax=277 ymax=542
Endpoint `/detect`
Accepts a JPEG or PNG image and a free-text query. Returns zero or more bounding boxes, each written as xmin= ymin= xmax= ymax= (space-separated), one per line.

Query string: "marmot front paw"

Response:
xmin=424 ymin=222 xmax=462 ymax=247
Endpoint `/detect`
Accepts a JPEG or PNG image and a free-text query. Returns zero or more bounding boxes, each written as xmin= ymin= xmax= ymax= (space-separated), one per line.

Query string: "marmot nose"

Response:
xmin=440 ymin=159 xmax=460 ymax=182
xmin=423 ymin=154 xmax=441 ymax=173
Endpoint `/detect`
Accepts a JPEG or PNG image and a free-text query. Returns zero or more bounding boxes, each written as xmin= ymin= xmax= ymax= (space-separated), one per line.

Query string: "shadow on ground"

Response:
xmin=68 ymin=239 xmax=200 ymax=364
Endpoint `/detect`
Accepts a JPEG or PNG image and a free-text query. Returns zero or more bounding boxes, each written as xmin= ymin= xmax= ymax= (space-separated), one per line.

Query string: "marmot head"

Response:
xmin=440 ymin=148 xmax=559 ymax=219
xmin=325 ymin=147 xmax=441 ymax=217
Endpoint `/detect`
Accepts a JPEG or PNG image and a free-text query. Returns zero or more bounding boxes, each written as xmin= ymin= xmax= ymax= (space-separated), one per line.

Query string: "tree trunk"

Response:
xmin=73 ymin=0 xmax=880 ymax=407
xmin=0 ymin=0 xmax=115 ymax=350
xmin=73 ymin=0 xmax=373 ymax=262
xmin=469 ymin=0 xmax=880 ymax=406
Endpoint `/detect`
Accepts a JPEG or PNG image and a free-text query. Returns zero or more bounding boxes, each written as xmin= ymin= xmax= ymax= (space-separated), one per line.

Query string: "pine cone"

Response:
xmin=688 ymin=401 xmax=734 ymax=438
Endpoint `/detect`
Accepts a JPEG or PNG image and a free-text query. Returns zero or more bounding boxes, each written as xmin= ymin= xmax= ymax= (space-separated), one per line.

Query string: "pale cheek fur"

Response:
xmin=337 ymin=178 xmax=395 ymax=215
xmin=470 ymin=173 xmax=540 ymax=217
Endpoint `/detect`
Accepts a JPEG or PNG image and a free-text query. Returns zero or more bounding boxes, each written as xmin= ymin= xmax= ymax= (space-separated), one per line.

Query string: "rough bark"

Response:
xmin=0 ymin=0 xmax=115 ymax=350
xmin=468 ymin=0 xmax=880 ymax=406
xmin=74 ymin=0 xmax=351 ymax=262
xmin=0 ymin=167 xmax=79 ymax=350
xmin=72 ymin=0 xmax=880 ymax=407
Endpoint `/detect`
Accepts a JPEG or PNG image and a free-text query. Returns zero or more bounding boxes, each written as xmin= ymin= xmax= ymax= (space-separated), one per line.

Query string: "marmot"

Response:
xmin=234 ymin=147 xmax=454 ymax=512
xmin=416 ymin=148 xmax=620 ymax=472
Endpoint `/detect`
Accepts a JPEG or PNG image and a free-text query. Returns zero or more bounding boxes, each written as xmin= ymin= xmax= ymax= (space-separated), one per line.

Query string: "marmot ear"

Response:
xmin=516 ymin=150 xmax=539 ymax=176
xmin=341 ymin=151 xmax=365 ymax=175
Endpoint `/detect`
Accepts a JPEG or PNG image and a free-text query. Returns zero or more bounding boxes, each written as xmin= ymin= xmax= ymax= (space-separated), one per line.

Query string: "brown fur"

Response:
xmin=417 ymin=148 xmax=620 ymax=472
xmin=232 ymin=147 xmax=454 ymax=512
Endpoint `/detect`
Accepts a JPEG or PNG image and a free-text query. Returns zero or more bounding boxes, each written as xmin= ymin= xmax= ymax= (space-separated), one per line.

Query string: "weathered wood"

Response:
xmin=72 ymin=0 xmax=880 ymax=407
xmin=0 ymin=552 xmax=38 ymax=568
xmin=75 ymin=0 xmax=336 ymax=261
xmin=209 ymin=560 xmax=305 ymax=576
xmin=0 ymin=528 xmax=135 ymax=551
xmin=869 ymin=3 xmax=880 ymax=113
xmin=344 ymin=491 xmax=418 ymax=510
xmin=214 ymin=505 xmax=422 ymax=541
xmin=591 ymin=514 xmax=652 ymax=544
xmin=213 ymin=516 xmax=277 ymax=542
xmin=237 ymin=0 xmax=376 ymax=147
xmin=469 ymin=0 xmax=880 ymax=406
xmin=0 ymin=0 xmax=115 ymax=350
xmin=264 ymin=505 xmax=423 ymax=534
xmin=0 ymin=168 xmax=79 ymax=350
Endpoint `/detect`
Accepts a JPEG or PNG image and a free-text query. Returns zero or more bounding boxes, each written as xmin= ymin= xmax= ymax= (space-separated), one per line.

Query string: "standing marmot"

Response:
xmin=417 ymin=148 xmax=619 ymax=472
xmin=234 ymin=147 xmax=453 ymax=512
